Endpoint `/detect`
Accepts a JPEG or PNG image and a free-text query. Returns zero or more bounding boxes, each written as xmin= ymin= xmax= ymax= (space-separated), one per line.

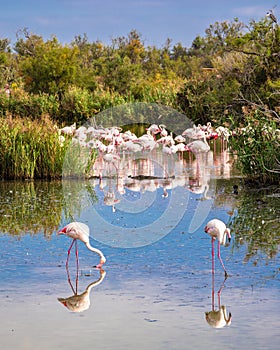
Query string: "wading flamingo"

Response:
xmin=204 ymin=219 xmax=231 ymax=277
xmin=58 ymin=222 xmax=106 ymax=269
xmin=187 ymin=136 xmax=210 ymax=155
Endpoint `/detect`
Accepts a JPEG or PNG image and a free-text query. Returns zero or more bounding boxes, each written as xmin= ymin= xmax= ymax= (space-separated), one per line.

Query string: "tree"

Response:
xmin=17 ymin=36 xmax=79 ymax=95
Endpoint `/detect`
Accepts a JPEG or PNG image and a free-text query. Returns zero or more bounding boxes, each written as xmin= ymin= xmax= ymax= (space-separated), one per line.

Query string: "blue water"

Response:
xmin=0 ymin=176 xmax=279 ymax=350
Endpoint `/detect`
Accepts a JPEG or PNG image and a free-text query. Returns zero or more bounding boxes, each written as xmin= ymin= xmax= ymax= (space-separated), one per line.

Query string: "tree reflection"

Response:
xmin=0 ymin=146 xmax=279 ymax=264
xmin=228 ymin=187 xmax=279 ymax=263
xmin=0 ymin=180 xmax=98 ymax=237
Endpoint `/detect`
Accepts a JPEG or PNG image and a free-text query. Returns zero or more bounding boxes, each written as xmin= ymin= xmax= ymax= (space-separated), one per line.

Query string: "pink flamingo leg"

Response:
xmin=66 ymin=239 xmax=76 ymax=269
xmin=212 ymin=237 xmax=215 ymax=273
xmin=75 ymin=240 xmax=79 ymax=270
xmin=66 ymin=264 xmax=76 ymax=294
xmin=212 ymin=237 xmax=215 ymax=311
xmin=75 ymin=240 xmax=79 ymax=292
xmin=217 ymin=281 xmax=225 ymax=309
xmin=217 ymin=241 xmax=228 ymax=277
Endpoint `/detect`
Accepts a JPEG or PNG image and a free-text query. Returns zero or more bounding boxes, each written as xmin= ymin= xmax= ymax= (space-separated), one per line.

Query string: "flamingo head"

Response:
xmin=57 ymin=226 xmax=67 ymax=235
xmin=95 ymin=256 xmax=106 ymax=269
xmin=225 ymin=228 xmax=231 ymax=242
xmin=227 ymin=312 xmax=232 ymax=326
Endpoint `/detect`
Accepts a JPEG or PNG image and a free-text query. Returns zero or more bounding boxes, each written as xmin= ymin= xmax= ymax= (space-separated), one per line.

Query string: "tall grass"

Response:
xmin=0 ymin=116 xmax=70 ymax=179
xmin=228 ymin=111 xmax=280 ymax=184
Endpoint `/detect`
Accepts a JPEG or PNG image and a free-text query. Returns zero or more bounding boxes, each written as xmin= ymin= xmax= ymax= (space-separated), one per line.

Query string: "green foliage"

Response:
xmin=0 ymin=18 xmax=279 ymax=182
xmin=0 ymin=116 xmax=70 ymax=179
xmin=228 ymin=109 xmax=280 ymax=184
xmin=18 ymin=36 xmax=79 ymax=95
xmin=229 ymin=186 xmax=280 ymax=263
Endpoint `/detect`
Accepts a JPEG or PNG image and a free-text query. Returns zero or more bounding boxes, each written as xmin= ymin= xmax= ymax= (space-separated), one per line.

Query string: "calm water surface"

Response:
xmin=0 ymin=149 xmax=279 ymax=350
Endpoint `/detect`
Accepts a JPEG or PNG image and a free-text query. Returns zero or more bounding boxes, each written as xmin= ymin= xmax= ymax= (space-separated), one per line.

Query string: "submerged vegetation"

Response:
xmin=0 ymin=16 xmax=279 ymax=182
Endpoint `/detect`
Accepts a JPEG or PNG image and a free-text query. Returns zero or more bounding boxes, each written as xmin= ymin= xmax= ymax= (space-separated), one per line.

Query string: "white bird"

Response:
xmin=123 ymin=140 xmax=143 ymax=152
xmin=59 ymin=122 xmax=76 ymax=136
xmin=174 ymin=135 xmax=186 ymax=143
xmin=187 ymin=139 xmax=210 ymax=154
xmin=182 ymin=125 xmax=205 ymax=140
xmin=204 ymin=219 xmax=231 ymax=277
xmin=267 ymin=10 xmax=277 ymax=23
xmin=58 ymin=222 xmax=106 ymax=269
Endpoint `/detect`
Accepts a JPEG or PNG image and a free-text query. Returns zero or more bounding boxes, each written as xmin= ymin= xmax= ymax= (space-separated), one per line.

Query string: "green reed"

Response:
xmin=0 ymin=116 xmax=70 ymax=179
xmin=228 ymin=111 xmax=280 ymax=185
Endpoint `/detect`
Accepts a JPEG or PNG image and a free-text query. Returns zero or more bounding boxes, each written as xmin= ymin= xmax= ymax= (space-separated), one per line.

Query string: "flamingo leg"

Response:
xmin=75 ymin=240 xmax=79 ymax=293
xmin=75 ymin=239 xmax=79 ymax=270
xmin=217 ymin=241 xmax=228 ymax=278
xmin=217 ymin=279 xmax=226 ymax=309
xmin=211 ymin=237 xmax=215 ymax=310
xmin=66 ymin=239 xmax=76 ymax=269
xmin=66 ymin=264 xmax=76 ymax=294
xmin=212 ymin=237 xmax=215 ymax=273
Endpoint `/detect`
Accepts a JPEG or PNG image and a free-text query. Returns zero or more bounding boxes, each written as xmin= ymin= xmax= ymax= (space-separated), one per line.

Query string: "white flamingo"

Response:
xmin=204 ymin=219 xmax=231 ymax=277
xmin=59 ymin=122 xmax=76 ymax=136
xmin=187 ymin=137 xmax=210 ymax=155
xmin=58 ymin=222 xmax=106 ymax=269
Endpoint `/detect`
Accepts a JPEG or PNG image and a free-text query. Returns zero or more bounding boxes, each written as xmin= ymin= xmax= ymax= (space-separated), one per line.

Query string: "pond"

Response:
xmin=0 ymin=147 xmax=279 ymax=350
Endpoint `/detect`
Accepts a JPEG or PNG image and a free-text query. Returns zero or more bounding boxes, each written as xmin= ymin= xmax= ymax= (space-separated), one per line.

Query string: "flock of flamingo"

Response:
xmin=58 ymin=121 xmax=231 ymax=157
xmin=58 ymin=121 xmax=233 ymax=327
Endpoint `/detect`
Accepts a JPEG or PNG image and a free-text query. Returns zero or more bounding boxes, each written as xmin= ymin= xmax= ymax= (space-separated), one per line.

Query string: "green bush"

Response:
xmin=229 ymin=110 xmax=280 ymax=184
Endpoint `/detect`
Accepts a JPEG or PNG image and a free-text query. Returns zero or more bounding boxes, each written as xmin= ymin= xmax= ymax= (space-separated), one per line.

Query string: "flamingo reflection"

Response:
xmin=205 ymin=277 xmax=232 ymax=328
xmin=58 ymin=268 xmax=106 ymax=313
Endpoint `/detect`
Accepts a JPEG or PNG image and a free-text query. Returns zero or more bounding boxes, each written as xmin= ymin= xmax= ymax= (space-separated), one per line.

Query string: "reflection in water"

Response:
xmin=0 ymin=180 xmax=98 ymax=236
xmin=58 ymin=268 xmax=106 ymax=313
xmin=205 ymin=277 xmax=232 ymax=329
xmin=0 ymin=139 xmax=278 ymax=263
xmin=0 ymin=181 xmax=64 ymax=236
xmin=91 ymin=148 xmax=221 ymax=208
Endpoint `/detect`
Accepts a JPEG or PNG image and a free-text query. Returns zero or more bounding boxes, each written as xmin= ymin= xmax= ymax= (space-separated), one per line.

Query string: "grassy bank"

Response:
xmin=0 ymin=116 xmax=70 ymax=179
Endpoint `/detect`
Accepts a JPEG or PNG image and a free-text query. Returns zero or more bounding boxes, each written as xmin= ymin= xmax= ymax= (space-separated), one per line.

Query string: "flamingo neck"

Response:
xmin=85 ymin=242 xmax=105 ymax=260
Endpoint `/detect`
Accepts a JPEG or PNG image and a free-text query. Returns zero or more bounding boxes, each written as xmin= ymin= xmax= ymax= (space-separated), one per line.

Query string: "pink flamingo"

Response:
xmin=58 ymin=222 xmax=106 ymax=269
xmin=204 ymin=219 xmax=231 ymax=277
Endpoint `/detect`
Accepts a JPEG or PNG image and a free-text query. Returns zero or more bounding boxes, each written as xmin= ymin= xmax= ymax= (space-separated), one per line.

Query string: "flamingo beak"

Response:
xmin=57 ymin=227 xmax=67 ymax=235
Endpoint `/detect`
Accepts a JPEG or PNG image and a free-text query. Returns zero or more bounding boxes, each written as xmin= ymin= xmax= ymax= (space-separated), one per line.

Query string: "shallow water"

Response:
xmin=0 ymin=149 xmax=279 ymax=350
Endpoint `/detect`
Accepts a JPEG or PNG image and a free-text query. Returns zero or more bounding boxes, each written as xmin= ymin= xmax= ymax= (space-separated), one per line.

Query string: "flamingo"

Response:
xmin=59 ymin=122 xmax=76 ymax=136
xmin=204 ymin=219 xmax=231 ymax=277
xmin=205 ymin=279 xmax=232 ymax=328
xmin=58 ymin=269 xmax=106 ymax=313
xmin=58 ymin=222 xmax=106 ymax=269
xmin=187 ymin=137 xmax=210 ymax=155
xmin=182 ymin=124 xmax=205 ymax=140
